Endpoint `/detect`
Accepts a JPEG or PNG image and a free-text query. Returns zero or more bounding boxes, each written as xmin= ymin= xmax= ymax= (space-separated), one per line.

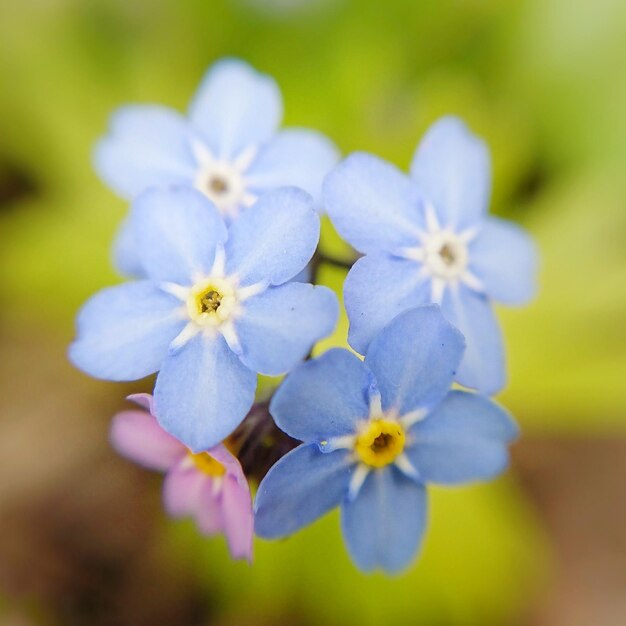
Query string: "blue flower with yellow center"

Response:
xmin=255 ymin=305 xmax=518 ymax=573
xmin=69 ymin=185 xmax=338 ymax=452
xmin=324 ymin=116 xmax=538 ymax=394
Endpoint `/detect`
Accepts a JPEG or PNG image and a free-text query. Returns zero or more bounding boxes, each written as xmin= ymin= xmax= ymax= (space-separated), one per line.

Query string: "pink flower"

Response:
xmin=110 ymin=394 xmax=253 ymax=561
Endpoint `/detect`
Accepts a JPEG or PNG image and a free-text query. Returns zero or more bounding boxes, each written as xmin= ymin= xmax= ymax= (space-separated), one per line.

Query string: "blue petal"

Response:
xmin=254 ymin=444 xmax=353 ymax=538
xmin=324 ymin=152 xmax=424 ymax=254
xmin=341 ymin=467 xmax=427 ymax=573
xmin=410 ymin=116 xmax=491 ymax=230
xmin=94 ymin=105 xmax=196 ymax=199
xmin=290 ymin=263 xmax=312 ymax=284
xmin=112 ymin=217 xmax=145 ymax=278
xmin=69 ymin=282 xmax=184 ymax=381
xmin=469 ymin=217 xmax=538 ymax=306
xmin=188 ymin=59 xmax=282 ymax=159
xmin=269 ymin=349 xmax=372 ymax=442
xmin=440 ymin=284 xmax=505 ymax=395
xmin=236 ymin=283 xmax=338 ymax=376
xmin=406 ymin=390 xmax=518 ymax=484
xmin=131 ymin=186 xmax=227 ymax=285
xmin=246 ymin=129 xmax=339 ymax=210
xmin=153 ymin=333 xmax=257 ymax=452
xmin=344 ymin=252 xmax=431 ymax=355
xmin=225 ymin=187 xmax=319 ymax=286
xmin=365 ymin=305 xmax=465 ymax=416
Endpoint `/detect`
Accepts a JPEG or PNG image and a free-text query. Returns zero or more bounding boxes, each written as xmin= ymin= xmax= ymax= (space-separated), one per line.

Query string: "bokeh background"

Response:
xmin=1 ymin=0 xmax=625 ymax=624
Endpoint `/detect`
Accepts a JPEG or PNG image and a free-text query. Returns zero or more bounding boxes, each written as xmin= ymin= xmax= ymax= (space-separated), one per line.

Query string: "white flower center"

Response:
xmin=396 ymin=203 xmax=483 ymax=303
xmin=195 ymin=162 xmax=247 ymax=217
xmin=191 ymin=141 xmax=257 ymax=219
xmin=421 ymin=230 xmax=469 ymax=280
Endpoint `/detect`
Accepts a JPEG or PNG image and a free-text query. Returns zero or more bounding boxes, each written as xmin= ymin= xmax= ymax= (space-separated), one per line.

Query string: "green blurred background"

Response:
xmin=1 ymin=0 xmax=625 ymax=625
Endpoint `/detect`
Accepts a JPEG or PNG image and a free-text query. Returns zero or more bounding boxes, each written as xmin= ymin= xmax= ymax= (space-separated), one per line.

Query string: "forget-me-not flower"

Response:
xmin=111 ymin=394 xmax=253 ymax=561
xmin=324 ymin=116 xmax=538 ymax=394
xmin=70 ymin=185 xmax=338 ymax=451
xmin=95 ymin=58 xmax=339 ymax=274
xmin=255 ymin=305 xmax=518 ymax=573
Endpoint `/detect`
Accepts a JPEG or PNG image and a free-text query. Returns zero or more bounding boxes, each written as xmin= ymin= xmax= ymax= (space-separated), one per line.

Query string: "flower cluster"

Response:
xmin=70 ymin=59 xmax=537 ymax=572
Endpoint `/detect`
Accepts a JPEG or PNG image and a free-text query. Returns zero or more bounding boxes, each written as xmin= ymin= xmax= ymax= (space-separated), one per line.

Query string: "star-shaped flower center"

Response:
xmin=192 ymin=141 xmax=257 ymax=218
xmin=196 ymin=162 xmax=247 ymax=215
xmin=421 ymin=230 xmax=469 ymax=280
xmin=319 ymin=394 xmax=425 ymax=500
xmin=398 ymin=203 xmax=484 ymax=303
xmin=161 ymin=247 xmax=268 ymax=355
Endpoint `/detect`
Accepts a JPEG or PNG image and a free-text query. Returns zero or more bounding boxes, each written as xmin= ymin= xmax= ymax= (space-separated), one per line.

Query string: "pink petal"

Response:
xmin=110 ymin=409 xmax=185 ymax=471
xmin=208 ymin=444 xmax=248 ymax=489
xmin=195 ymin=480 xmax=223 ymax=535
xmin=127 ymin=393 xmax=155 ymax=413
xmin=220 ymin=474 xmax=254 ymax=562
xmin=162 ymin=458 xmax=209 ymax=517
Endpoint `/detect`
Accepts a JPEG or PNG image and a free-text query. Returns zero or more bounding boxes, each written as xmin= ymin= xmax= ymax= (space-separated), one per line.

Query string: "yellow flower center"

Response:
xmin=198 ymin=288 xmax=223 ymax=314
xmin=355 ymin=419 xmax=406 ymax=468
xmin=188 ymin=452 xmax=226 ymax=477
xmin=186 ymin=276 xmax=238 ymax=327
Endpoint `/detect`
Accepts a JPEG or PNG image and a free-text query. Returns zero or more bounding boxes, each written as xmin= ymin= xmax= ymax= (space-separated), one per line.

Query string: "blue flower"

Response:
xmin=324 ymin=116 xmax=538 ymax=394
xmin=255 ymin=305 xmax=518 ymax=573
xmin=95 ymin=58 xmax=339 ymax=275
xmin=69 ymin=186 xmax=338 ymax=452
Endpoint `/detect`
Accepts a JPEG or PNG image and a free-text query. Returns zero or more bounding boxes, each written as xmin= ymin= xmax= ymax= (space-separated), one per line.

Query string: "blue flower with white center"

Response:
xmin=69 ymin=185 xmax=338 ymax=452
xmin=255 ymin=305 xmax=518 ymax=573
xmin=323 ymin=116 xmax=538 ymax=394
xmin=95 ymin=58 xmax=339 ymax=275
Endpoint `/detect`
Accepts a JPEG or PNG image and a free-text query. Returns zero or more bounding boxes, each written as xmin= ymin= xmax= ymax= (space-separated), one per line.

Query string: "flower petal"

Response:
xmin=221 ymin=474 xmax=254 ymax=561
xmin=225 ymin=187 xmax=319 ymax=286
xmin=254 ymin=444 xmax=353 ymax=538
xmin=290 ymin=264 xmax=312 ymax=284
xmin=341 ymin=467 xmax=427 ymax=573
xmin=269 ymin=348 xmax=372 ymax=443
xmin=469 ymin=217 xmax=538 ymax=306
xmin=246 ymin=129 xmax=339 ymax=209
xmin=324 ymin=152 xmax=424 ymax=254
xmin=69 ymin=281 xmax=184 ymax=381
xmin=410 ymin=116 xmax=491 ymax=229
xmin=236 ymin=283 xmax=337 ymax=376
xmin=94 ymin=105 xmax=197 ymax=199
xmin=154 ymin=333 xmax=257 ymax=452
xmin=110 ymin=409 xmax=185 ymax=471
xmin=440 ymin=284 xmax=506 ymax=395
xmin=195 ymin=480 xmax=223 ymax=534
xmin=163 ymin=460 xmax=209 ymax=517
xmin=407 ymin=391 xmax=518 ymax=484
xmin=131 ymin=186 xmax=227 ymax=285
xmin=344 ymin=252 xmax=431 ymax=355
xmin=127 ymin=393 xmax=155 ymax=412
xmin=112 ymin=217 xmax=145 ymax=278
xmin=188 ymin=59 xmax=282 ymax=159
xmin=365 ymin=305 xmax=465 ymax=416
xmin=208 ymin=444 xmax=247 ymax=483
